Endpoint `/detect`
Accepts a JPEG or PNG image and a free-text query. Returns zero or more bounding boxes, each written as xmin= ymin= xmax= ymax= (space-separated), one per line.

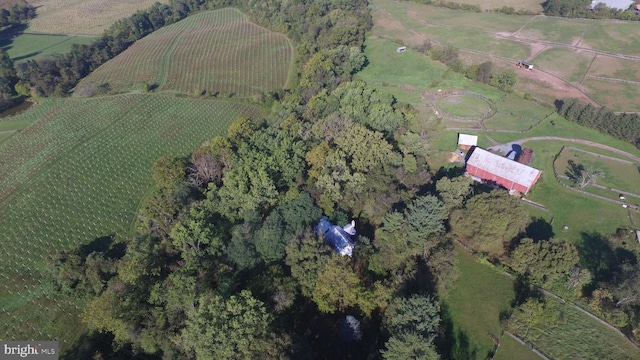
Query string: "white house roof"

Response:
xmin=467 ymin=147 xmax=540 ymax=188
xmin=591 ymin=0 xmax=634 ymax=10
xmin=458 ymin=134 xmax=478 ymax=146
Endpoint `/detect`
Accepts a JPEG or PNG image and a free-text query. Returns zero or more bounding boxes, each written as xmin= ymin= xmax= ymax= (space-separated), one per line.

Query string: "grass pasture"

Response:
xmin=0 ymin=94 xmax=259 ymax=343
xmin=27 ymin=0 xmax=170 ymax=35
xmin=508 ymin=295 xmax=638 ymax=360
xmin=582 ymin=78 xmax=640 ymax=112
xmin=75 ymin=8 xmax=293 ymax=98
xmin=435 ymin=94 xmax=492 ymax=119
xmin=583 ymin=21 xmax=640 ymax=56
xmin=444 ymin=246 xmax=516 ymax=359
xmin=531 ymin=47 xmax=593 ymax=83
xmin=588 ymin=55 xmax=640 ymax=83
xmin=432 ymin=0 xmax=543 ymax=13
xmin=3 ymin=33 xmax=96 ymax=62
xmin=493 ymin=334 xmax=542 ymax=360
xmin=375 ymin=0 xmax=533 ymax=33
xmin=554 ymin=147 xmax=640 ymax=195
xmin=518 ymin=17 xmax=592 ymax=45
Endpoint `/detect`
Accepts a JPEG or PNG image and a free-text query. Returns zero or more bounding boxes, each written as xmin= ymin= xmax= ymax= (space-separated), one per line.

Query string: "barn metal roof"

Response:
xmin=458 ymin=134 xmax=478 ymax=146
xmin=466 ymin=147 xmax=540 ymax=188
xmin=591 ymin=0 xmax=634 ymax=10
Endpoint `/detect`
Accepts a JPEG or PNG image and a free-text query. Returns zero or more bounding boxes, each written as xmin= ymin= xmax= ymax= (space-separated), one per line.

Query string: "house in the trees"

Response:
xmin=457 ymin=133 xmax=478 ymax=150
xmin=316 ymin=217 xmax=356 ymax=256
xmin=465 ymin=147 xmax=541 ymax=195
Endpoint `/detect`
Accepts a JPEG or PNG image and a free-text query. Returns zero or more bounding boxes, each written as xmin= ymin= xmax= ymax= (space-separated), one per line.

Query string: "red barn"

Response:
xmin=466 ymin=147 xmax=541 ymax=194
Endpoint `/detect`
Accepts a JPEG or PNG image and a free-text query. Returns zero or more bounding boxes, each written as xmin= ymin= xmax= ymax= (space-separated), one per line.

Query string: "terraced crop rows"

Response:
xmin=75 ymin=8 xmax=293 ymax=98
xmin=0 ymin=94 xmax=259 ymax=343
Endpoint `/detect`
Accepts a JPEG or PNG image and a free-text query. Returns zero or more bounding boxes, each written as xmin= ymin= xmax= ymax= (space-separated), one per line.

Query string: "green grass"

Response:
xmin=531 ymin=47 xmax=593 ymax=83
xmin=0 ymin=93 xmax=260 ymax=344
xmin=428 ymin=0 xmax=543 ymax=12
xmin=435 ymin=94 xmax=492 ymax=118
xmin=444 ymin=246 xmax=515 ymax=359
xmin=582 ymin=78 xmax=640 ymax=112
xmin=4 ymin=33 xmax=96 ymax=62
xmin=358 ymin=37 xmax=467 ymax=90
xmin=493 ymin=333 xmax=542 ymax=360
xmin=484 ymin=94 xmax=552 ymax=131
xmin=555 ymin=147 xmax=640 ymax=194
xmin=518 ymin=17 xmax=592 ymax=45
xmin=583 ymin=21 xmax=640 ymax=56
xmin=508 ymin=295 xmax=639 ymax=359
xmin=374 ymin=0 xmax=533 ymax=33
xmin=75 ymin=8 xmax=293 ymax=98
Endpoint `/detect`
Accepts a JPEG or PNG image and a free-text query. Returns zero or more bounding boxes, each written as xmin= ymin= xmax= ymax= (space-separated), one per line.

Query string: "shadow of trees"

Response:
xmin=438 ymin=302 xmax=480 ymax=360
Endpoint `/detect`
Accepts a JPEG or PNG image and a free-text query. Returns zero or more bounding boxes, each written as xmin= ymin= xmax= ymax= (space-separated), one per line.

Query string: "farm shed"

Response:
xmin=397 ymin=46 xmax=407 ymax=53
xmin=466 ymin=147 xmax=541 ymax=194
xmin=458 ymin=133 xmax=478 ymax=150
xmin=590 ymin=0 xmax=634 ymax=10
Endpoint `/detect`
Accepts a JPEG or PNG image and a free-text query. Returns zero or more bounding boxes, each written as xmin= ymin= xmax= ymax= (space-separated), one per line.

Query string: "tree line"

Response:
xmin=558 ymin=98 xmax=640 ymax=149
xmin=542 ymin=0 xmax=640 ymax=20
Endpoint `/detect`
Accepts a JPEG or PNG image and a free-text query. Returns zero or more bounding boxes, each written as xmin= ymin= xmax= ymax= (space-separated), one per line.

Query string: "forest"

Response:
xmin=1 ymin=0 xmax=640 ymax=359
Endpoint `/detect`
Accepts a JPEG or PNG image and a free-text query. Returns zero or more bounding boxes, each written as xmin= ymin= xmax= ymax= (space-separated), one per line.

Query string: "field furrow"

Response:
xmin=0 ymin=94 xmax=261 ymax=342
xmin=76 ymin=8 xmax=293 ymax=98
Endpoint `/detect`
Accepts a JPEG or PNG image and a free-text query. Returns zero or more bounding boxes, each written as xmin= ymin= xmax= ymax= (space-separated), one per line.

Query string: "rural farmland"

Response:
xmin=1 ymin=0 xmax=640 ymax=358
xmin=75 ymin=8 xmax=294 ymax=98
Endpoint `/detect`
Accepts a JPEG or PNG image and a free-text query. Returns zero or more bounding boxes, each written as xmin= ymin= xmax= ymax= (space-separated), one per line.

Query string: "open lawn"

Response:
xmin=444 ymin=246 xmax=515 ymax=359
xmin=588 ymin=55 xmax=640 ymax=83
xmin=26 ymin=0 xmax=170 ymax=35
xmin=531 ymin=47 xmax=594 ymax=83
xmin=555 ymin=147 xmax=640 ymax=195
xmin=435 ymin=94 xmax=492 ymax=119
xmin=3 ymin=33 xmax=96 ymax=62
xmin=357 ymin=37 xmax=467 ymax=90
xmin=508 ymin=295 xmax=638 ymax=360
xmin=518 ymin=17 xmax=592 ymax=45
xmin=0 ymin=94 xmax=260 ymax=345
xmin=432 ymin=0 xmax=543 ymax=13
xmin=582 ymin=21 xmax=640 ymax=56
xmin=371 ymin=0 xmax=531 ymax=59
xmin=374 ymin=0 xmax=533 ymax=33
xmin=75 ymin=8 xmax=293 ymax=98
xmin=493 ymin=333 xmax=542 ymax=360
xmin=582 ymin=78 xmax=640 ymax=112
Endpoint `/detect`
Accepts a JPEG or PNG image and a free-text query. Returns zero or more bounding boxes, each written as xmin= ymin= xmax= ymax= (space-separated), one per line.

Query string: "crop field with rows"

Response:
xmin=75 ymin=8 xmax=294 ymax=98
xmin=0 ymin=94 xmax=259 ymax=344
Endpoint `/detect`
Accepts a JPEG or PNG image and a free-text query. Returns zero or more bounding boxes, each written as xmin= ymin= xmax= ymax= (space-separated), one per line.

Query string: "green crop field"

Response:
xmin=0 ymin=94 xmax=259 ymax=343
xmin=75 ymin=8 xmax=294 ymax=98
xmin=26 ymin=0 xmax=170 ymax=35
xmin=444 ymin=246 xmax=515 ymax=359
xmin=531 ymin=47 xmax=593 ymax=83
xmin=518 ymin=17 xmax=592 ymax=45
xmin=4 ymin=33 xmax=96 ymax=62
xmin=508 ymin=295 xmax=638 ymax=360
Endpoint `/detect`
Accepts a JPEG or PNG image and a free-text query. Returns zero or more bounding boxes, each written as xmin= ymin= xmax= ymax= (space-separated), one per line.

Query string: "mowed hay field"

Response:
xmin=26 ymin=0 xmax=170 ymax=35
xmin=0 ymin=94 xmax=260 ymax=343
xmin=75 ymin=8 xmax=293 ymax=98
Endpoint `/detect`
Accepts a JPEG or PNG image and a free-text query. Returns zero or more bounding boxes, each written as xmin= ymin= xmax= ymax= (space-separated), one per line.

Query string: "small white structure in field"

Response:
xmin=457 ymin=133 xmax=478 ymax=150
xmin=397 ymin=46 xmax=407 ymax=53
xmin=636 ymin=230 xmax=640 ymax=244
